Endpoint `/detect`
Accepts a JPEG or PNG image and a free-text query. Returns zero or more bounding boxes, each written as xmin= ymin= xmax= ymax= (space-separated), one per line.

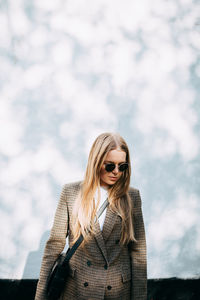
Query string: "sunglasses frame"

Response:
xmin=104 ymin=162 xmax=129 ymax=172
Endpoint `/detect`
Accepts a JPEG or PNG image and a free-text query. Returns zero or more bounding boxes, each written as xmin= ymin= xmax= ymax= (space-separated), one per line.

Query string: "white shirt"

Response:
xmin=95 ymin=186 xmax=108 ymax=231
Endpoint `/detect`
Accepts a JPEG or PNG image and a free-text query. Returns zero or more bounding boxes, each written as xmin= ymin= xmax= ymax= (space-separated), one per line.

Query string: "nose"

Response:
xmin=112 ymin=165 xmax=119 ymax=174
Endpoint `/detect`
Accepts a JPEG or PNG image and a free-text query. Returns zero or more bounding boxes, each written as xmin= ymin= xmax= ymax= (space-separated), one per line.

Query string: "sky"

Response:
xmin=0 ymin=0 xmax=200 ymax=279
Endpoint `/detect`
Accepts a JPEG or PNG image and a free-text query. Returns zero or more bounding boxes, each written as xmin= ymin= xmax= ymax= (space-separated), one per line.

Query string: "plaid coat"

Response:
xmin=35 ymin=181 xmax=147 ymax=300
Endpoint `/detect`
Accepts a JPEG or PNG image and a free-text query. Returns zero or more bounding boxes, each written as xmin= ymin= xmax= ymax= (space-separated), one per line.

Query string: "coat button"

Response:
xmin=104 ymin=264 xmax=108 ymax=270
xmin=107 ymin=285 xmax=112 ymax=290
xmin=84 ymin=282 xmax=89 ymax=287
xmin=87 ymin=260 xmax=92 ymax=266
xmin=115 ymin=239 xmax=120 ymax=244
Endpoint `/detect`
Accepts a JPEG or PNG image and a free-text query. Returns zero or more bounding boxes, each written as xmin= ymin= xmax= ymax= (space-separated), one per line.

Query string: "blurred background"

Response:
xmin=0 ymin=0 xmax=200 ymax=280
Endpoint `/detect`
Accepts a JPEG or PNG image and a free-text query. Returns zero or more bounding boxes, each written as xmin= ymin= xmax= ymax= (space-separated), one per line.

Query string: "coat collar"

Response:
xmin=93 ymin=204 xmax=119 ymax=263
xmin=74 ymin=183 xmax=121 ymax=263
xmin=93 ymin=221 xmax=108 ymax=264
xmin=102 ymin=205 xmax=118 ymax=241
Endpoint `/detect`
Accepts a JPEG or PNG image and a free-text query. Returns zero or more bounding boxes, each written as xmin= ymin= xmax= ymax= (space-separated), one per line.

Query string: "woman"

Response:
xmin=35 ymin=132 xmax=147 ymax=300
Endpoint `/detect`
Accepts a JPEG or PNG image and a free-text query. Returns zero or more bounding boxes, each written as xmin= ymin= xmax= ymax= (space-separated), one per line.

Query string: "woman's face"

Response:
xmin=100 ymin=149 xmax=126 ymax=188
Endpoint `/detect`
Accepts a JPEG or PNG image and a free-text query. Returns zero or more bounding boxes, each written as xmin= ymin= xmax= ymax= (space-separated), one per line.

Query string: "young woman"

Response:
xmin=35 ymin=132 xmax=147 ymax=300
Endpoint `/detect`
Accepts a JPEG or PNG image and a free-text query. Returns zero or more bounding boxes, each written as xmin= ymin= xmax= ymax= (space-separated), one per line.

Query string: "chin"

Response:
xmin=108 ymin=180 xmax=118 ymax=186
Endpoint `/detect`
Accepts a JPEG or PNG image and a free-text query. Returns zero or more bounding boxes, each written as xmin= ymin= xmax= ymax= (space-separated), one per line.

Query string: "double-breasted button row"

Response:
xmin=84 ymin=282 xmax=112 ymax=290
xmin=84 ymin=282 xmax=89 ymax=287
xmin=87 ymin=260 xmax=92 ymax=266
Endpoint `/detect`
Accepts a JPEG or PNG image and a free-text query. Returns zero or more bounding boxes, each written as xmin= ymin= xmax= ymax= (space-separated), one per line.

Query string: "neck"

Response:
xmin=100 ymin=183 xmax=108 ymax=190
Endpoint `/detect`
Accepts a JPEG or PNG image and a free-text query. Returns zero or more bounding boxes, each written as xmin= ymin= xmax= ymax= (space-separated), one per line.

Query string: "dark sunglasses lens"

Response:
xmin=105 ymin=163 xmax=115 ymax=172
xmin=119 ymin=163 xmax=128 ymax=172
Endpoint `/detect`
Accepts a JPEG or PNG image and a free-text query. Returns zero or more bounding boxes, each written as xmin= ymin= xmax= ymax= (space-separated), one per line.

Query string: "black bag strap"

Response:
xmin=62 ymin=198 xmax=109 ymax=265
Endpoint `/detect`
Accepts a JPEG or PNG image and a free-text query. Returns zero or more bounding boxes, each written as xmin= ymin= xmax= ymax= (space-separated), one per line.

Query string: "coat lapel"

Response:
xmin=90 ymin=203 xmax=122 ymax=264
xmin=93 ymin=220 xmax=108 ymax=264
xmin=102 ymin=206 xmax=118 ymax=242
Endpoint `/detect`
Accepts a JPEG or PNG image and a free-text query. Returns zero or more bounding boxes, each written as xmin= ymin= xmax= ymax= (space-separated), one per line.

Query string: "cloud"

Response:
xmin=0 ymin=0 xmax=200 ymax=279
xmin=134 ymin=92 xmax=199 ymax=161
xmin=0 ymin=102 xmax=25 ymax=156
xmin=147 ymin=190 xmax=200 ymax=277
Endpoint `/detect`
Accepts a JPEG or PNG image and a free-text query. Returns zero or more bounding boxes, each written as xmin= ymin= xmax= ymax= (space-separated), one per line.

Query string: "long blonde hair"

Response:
xmin=71 ymin=132 xmax=135 ymax=245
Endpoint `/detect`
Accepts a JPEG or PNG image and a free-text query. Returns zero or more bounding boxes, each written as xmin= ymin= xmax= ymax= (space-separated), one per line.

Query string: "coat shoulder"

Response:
xmin=128 ymin=186 xmax=139 ymax=195
xmin=128 ymin=186 xmax=142 ymax=207
xmin=62 ymin=180 xmax=82 ymax=196
xmin=63 ymin=180 xmax=82 ymax=189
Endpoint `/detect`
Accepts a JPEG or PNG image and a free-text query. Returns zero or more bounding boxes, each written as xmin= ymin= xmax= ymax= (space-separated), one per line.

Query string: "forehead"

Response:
xmin=105 ymin=149 xmax=126 ymax=162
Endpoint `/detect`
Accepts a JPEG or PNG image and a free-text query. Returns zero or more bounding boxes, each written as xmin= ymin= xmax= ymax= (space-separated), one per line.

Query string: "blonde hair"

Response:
xmin=71 ymin=132 xmax=135 ymax=245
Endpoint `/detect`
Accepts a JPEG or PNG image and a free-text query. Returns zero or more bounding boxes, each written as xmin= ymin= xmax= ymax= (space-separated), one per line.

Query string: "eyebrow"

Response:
xmin=104 ymin=160 xmax=126 ymax=164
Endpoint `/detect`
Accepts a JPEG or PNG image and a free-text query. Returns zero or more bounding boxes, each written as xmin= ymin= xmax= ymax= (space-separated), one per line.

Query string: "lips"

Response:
xmin=109 ymin=177 xmax=118 ymax=181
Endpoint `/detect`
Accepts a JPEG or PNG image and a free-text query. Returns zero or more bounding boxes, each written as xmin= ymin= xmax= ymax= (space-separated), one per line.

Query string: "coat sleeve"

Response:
xmin=130 ymin=189 xmax=147 ymax=300
xmin=34 ymin=185 xmax=69 ymax=300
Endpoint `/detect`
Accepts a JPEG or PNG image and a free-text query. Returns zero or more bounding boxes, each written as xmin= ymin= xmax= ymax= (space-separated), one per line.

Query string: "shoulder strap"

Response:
xmin=63 ymin=198 xmax=109 ymax=264
xmin=96 ymin=198 xmax=109 ymax=218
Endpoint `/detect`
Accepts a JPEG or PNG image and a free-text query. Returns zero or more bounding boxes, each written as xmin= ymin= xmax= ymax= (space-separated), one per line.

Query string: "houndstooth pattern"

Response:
xmin=34 ymin=181 xmax=147 ymax=300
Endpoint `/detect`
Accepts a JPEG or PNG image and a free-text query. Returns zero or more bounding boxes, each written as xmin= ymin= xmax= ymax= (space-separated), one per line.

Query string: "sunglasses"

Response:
xmin=104 ymin=162 xmax=129 ymax=172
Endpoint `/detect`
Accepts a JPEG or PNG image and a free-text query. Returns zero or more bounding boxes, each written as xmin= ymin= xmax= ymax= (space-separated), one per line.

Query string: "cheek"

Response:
xmin=118 ymin=172 xmax=122 ymax=178
xmin=100 ymin=168 xmax=107 ymax=180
